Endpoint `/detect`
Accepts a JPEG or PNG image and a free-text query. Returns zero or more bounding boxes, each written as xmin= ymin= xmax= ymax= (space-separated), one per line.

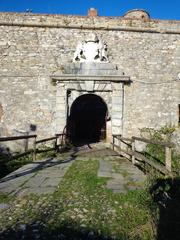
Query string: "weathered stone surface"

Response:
xmin=0 ymin=103 xmax=4 ymax=121
xmin=0 ymin=11 xmax=179 ymax=150
xmin=123 ymin=9 xmax=150 ymax=20
xmin=0 ymin=143 xmax=147 ymax=196
xmin=97 ymin=154 xmax=146 ymax=193
xmin=0 ymin=203 xmax=9 ymax=210
xmin=0 ymin=157 xmax=74 ymax=196
xmin=99 ymin=159 xmax=112 ymax=173
xmin=55 ymin=62 xmax=124 ymax=75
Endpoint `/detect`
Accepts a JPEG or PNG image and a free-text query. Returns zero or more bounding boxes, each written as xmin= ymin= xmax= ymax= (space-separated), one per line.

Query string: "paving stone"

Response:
xmin=0 ymin=155 xmax=74 ymax=196
xmin=29 ymin=187 xmax=56 ymax=195
xmin=12 ymin=187 xmax=29 ymax=197
xmin=42 ymin=177 xmax=63 ymax=187
xmin=111 ymin=173 xmax=124 ymax=180
xmin=107 ymin=180 xmax=124 ymax=189
xmin=0 ymin=203 xmax=10 ymax=210
xmin=38 ymin=171 xmax=66 ymax=178
xmin=99 ymin=160 xmax=112 ymax=172
xmin=0 ymin=171 xmax=36 ymax=184
xmin=0 ymin=174 xmax=36 ymax=194
xmin=17 ymin=186 xmax=56 ymax=196
xmin=96 ymin=146 xmax=146 ymax=193
xmin=98 ymin=171 xmax=112 ymax=178
xmin=23 ymin=176 xmax=47 ymax=188
xmin=126 ymin=184 xmax=142 ymax=191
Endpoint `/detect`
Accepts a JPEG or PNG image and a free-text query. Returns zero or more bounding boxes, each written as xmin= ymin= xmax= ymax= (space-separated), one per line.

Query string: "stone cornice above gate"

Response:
xmin=51 ymin=74 xmax=130 ymax=83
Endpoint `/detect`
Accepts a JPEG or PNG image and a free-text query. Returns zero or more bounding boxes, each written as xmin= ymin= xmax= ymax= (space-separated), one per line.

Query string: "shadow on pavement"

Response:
xmin=0 ymin=147 xmax=80 ymax=184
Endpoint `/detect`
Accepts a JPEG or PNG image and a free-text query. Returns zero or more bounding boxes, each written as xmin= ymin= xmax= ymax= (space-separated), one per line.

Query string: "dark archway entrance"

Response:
xmin=68 ymin=94 xmax=107 ymax=145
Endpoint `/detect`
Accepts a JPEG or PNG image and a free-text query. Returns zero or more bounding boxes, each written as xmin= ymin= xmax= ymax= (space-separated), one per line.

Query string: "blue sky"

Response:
xmin=0 ymin=0 xmax=179 ymax=20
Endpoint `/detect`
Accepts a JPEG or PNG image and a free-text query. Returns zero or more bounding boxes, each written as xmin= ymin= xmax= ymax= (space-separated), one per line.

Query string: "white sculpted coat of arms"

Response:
xmin=73 ymin=33 xmax=108 ymax=63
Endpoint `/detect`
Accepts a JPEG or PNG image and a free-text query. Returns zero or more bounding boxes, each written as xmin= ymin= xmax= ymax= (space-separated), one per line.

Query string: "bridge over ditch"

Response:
xmin=0 ymin=142 xmax=147 ymax=197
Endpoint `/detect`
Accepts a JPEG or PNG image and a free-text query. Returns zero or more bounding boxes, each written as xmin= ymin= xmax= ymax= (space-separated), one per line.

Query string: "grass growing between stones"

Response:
xmin=0 ymin=192 xmax=12 ymax=203
xmin=0 ymin=159 xmax=156 ymax=240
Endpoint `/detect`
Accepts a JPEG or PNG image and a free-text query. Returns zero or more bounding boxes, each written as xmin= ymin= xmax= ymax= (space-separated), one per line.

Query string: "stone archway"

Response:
xmin=67 ymin=94 xmax=108 ymax=145
xmin=52 ymin=62 xmax=130 ymax=141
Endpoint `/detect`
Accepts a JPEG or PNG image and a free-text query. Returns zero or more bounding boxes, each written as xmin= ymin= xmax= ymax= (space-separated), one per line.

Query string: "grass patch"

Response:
xmin=172 ymin=153 xmax=180 ymax=175
xmin=140 ymin=126 xmax=180 ymax=175
xmin=0 ymin=154 xmax=33 ymax=179
xmin=0 ymin=193 xmax=13 ymax=203
xmin=0 ymin=159 xmax=156 ymax=239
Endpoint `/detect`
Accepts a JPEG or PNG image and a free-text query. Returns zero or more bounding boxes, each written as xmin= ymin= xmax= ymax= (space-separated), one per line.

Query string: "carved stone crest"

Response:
xmin=73 ymin=33 xmax=108 ymax=63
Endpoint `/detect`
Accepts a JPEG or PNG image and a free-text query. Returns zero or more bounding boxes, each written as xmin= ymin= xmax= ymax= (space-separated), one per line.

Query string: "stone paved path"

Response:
xmin=0 ymin=142 xmax=146 ymax=196
xmin=0 ymin=156 xmax=74 ymax=197
xmin=73 ymin=142 xmax=146 ymax=193
xmin=98 ymin=158 xmax=146 ymax=193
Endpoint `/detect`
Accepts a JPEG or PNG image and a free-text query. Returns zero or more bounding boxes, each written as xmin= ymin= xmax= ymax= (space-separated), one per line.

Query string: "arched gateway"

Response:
xmin=52 ymin=61 xmax=130 ymax=145
xmin=68 ymin=94 xmax=108 ymax=144
xmin=52 ymin=34 xmax=130 ymax=145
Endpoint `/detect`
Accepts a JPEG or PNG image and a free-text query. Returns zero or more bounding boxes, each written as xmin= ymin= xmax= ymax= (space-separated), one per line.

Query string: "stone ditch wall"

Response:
xmin=0 ymin=12 xmax=179 ymax=149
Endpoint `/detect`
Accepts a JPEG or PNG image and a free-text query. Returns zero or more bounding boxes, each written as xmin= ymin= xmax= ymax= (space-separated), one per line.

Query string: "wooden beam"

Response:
xmin=132 ymin=136 xmax=174 ymax=147
xmin=0 ymin=135 xmax=37 ymax=142
xmin=131 ymin=139 xmax=135 ymax=164
xmin=36 ymin=136 xmax=57 ymax=144
xmin=165 ymin=147 xmax=172 ymax=172
xmin=111 ymin=143 xmax=173 ymax=177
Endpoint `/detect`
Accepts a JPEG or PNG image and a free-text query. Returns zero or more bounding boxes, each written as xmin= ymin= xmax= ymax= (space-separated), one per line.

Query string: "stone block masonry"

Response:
xmin=0 ymin=9 xmax=179 ymax=151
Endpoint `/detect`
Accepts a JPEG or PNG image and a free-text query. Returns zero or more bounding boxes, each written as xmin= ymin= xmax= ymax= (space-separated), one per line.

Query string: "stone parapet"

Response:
xmin=0 ymin=12 xmax=180 ymax=34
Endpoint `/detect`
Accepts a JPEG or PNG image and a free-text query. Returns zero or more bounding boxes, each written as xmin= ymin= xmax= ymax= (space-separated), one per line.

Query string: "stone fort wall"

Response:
xmin=0 ymin=10 xmax=179 ymax=147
